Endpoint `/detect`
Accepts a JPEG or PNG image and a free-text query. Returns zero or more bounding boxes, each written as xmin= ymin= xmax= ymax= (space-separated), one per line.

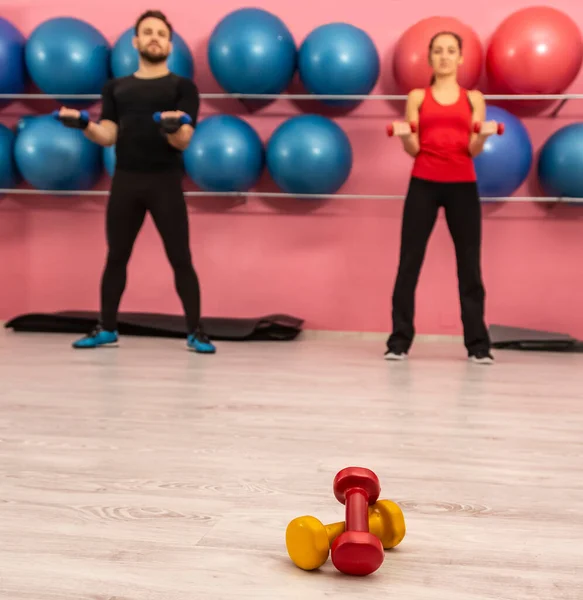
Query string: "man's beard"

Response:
xmin=139 ymin=48 xmax=168 ymax=64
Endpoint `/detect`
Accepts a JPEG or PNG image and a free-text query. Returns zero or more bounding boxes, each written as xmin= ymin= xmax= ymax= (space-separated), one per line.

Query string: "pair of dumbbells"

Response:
xmin=286 ymin=467 xmax=406 ymax=576
xmin=386 ymin=121 xmax=505 ymax=136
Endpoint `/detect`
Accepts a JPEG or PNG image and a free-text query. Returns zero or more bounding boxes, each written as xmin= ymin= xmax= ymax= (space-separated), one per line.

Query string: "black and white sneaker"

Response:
xmin=469 ymin=350 xmax=494 ymax=365
xmin=384 ymin=350 xmax=408 ymax=361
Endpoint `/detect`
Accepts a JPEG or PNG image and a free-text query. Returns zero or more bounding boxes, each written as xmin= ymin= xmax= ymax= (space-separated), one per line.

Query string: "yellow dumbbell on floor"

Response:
xmin=285 ymin=499 xmax=406 ymax=571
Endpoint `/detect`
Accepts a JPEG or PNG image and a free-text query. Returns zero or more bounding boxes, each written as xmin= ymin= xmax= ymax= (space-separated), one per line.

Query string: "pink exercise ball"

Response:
xmin=393 ymin=16 xmax=483 ymax=92
xmin=486 ymin=7 xmax=583 ymax=94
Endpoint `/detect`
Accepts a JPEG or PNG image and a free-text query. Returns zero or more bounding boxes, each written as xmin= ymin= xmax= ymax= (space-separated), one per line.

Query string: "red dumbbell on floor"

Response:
xmin=330 ymin=467 xmax=385 ymax=576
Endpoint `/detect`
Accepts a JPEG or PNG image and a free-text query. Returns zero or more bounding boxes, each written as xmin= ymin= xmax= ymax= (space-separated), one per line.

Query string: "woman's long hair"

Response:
xmin=429 ymin=31 xmax=463 ymax=85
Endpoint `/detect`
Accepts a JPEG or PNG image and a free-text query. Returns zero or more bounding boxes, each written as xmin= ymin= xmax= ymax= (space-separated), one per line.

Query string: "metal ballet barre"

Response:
xmin=0 ymin=92 xmax=583 ymax=100
xmin=1 ymin=91 xmax=581 ymax=203
xmin=1 ymin=188 xmax=581 ymax=203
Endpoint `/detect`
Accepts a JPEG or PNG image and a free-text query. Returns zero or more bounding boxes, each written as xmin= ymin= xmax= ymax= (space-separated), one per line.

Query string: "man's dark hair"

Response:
xmin=135 ymin=10 xmax=173 ymax=39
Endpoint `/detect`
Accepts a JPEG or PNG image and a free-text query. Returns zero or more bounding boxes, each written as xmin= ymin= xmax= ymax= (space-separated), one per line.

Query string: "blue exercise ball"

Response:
xmin=266 ymin=115 xmax=353 ymax=194
xmin=0 ymin=124 xmax=18 ymax=188
xmin=14 ymin=115 xmax=102 ymax=190
xmin=473 ymin=105 xmax=533 ymax=197
xmin=25 ymin=17 xmax=110 ymax=96
xmin=299 ymin=23 xmax=380 ymax=107
xmin=16 ymin=116 xmax=35 ymax=134
xmin=208 ymin=8 xmax=297 ymax=94
xmin=0 ymin=18 xmax=26 ymax=94
xmin=111 ymin=27 xmax=194 ymax=79
xmin=537 ymin=123 xmax=583 ymax=198
xmin=184 ymin=115 xmax=264 ymax=192
xmin=103 ymin=145 xmax=116 ymax=177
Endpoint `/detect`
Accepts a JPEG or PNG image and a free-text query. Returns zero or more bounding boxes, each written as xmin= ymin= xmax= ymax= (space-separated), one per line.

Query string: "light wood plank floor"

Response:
xmin=1 ymin=328 xmax=582 ymax=599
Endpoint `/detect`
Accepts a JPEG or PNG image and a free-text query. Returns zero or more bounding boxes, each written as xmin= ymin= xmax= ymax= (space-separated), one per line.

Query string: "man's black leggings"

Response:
xmin=100 ymin=168 xmax=200 ymax=334
xmin=387 ymin=176 xmax=490 ymax=355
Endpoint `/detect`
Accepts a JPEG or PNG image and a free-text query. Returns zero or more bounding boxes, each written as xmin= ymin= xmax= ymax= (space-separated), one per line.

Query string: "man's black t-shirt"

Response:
xmin=100 ymin=73 xmax=200 ymax=173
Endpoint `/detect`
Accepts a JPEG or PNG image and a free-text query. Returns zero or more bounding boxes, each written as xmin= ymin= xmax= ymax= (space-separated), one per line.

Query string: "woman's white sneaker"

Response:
xmin=469 ymin=351 xmax=494 ymax=365
xmin=384 ymin=350 xmax=408 ymax=361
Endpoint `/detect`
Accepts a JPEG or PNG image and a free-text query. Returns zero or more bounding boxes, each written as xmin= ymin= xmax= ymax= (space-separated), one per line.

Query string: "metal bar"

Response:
xmin=1 ymin=188 xmax=581 ymax=203
xmin=1 ymin=92 xmax=583 ymax=101
xmin=207 ymin=93 xmax=583 ymax=101
xmin=550 ymin=98 xmax=569 ymax=118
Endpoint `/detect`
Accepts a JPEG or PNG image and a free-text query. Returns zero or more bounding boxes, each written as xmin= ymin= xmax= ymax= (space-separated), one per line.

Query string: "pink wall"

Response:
xmin=1 ymin=0 xmax=583 ymax=339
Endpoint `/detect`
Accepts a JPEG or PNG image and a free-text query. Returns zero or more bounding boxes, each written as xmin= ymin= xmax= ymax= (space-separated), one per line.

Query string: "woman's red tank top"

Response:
xmin=411 ymin=87 xmax=476 ymax=183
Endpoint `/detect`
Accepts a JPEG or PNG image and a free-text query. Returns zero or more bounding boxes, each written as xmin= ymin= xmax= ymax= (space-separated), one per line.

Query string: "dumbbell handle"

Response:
xmin=345 ymin=488 xmax=369 ymax=531
xmin=325 ymin=505 xmax=400 ymax=546
xmin=52 ymin=109 xmax=89 ymax=119
xmin=324 ymin=520 xmax=344 ymax=540
xmin=153 ymin=111 xmax=192 ymax=125
xmin=324 ymin=513 xmax=382 ymax=544
xmin=473 ymin=121 xmax=504 ymax=135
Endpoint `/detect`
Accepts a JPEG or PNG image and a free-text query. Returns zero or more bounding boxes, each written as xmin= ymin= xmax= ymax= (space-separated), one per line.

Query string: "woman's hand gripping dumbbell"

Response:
xmin=386 ymin=121 xmax=418 ymax=137
xmin=473 ymin=121 xmax=504 ymax=136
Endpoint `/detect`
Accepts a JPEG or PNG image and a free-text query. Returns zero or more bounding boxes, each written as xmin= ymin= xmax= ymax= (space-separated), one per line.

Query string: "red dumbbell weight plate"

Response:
xmin=331 ymin=530 xmax=385 ymax=576
xmin=333 ymin=467 xmax=381 ymax=504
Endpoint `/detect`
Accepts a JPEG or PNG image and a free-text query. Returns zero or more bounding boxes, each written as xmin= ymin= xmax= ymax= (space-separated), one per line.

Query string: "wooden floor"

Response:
xmin=1 ymin=328 xmax=582 ymax=599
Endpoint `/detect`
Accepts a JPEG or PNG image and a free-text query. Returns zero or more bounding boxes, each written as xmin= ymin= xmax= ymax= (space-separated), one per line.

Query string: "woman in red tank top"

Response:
xmin=385 ymin=31 xmax=502 ymax=365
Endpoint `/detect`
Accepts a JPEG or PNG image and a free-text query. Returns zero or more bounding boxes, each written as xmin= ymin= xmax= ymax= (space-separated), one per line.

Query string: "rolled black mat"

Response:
xmin=4 ymin=311 xmax=303 ymax=342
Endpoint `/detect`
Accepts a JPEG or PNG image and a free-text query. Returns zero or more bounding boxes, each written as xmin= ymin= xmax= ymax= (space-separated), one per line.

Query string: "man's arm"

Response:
xmin=56 ymin=80 xmax=118 ymax=146
xmin=91 ymin=80 xmax=118 ymax=146
xmin=163 ymin=116 xmax=194 ymax=151
xmin=164 ymin=79 xmax=200 ymax=151
xmin=84 ymin=120 xmax=118 ymax=147
xmin=55 ymin=110 xmax=118 ymax=147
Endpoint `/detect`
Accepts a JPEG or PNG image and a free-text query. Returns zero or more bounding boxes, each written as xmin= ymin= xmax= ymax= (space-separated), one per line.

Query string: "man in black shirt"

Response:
xmin=57 ymin=10 xmax=215 ymax=354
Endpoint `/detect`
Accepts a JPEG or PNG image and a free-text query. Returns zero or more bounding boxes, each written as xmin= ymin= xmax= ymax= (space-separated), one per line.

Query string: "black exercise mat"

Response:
xmin=489 ymin=324 xmax=583 ymax=352
xmin=4 ymin=311 xmax=303 ymax=342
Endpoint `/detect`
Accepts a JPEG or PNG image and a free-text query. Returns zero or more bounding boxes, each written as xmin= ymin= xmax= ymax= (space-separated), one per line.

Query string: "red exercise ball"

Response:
xmin=486 ymin=7 xmax=583 ymax=94
xmin=393 ymin=16 xmax=483 ymax=92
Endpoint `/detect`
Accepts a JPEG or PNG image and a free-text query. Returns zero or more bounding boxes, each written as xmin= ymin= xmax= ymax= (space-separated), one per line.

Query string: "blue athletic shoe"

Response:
xmin=72 ymin=326 xmax=118 ymax=349
xmin=187 ymin=328 xmax=216 ymax=354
